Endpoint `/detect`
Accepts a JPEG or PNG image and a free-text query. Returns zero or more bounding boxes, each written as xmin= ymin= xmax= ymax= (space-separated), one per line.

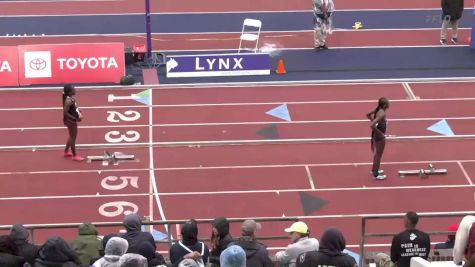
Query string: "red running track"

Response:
xmin=1 ymin=81 xmax=475 ymax=248
xmin=0 ymin=0 xmax=473 ymax=15
xmin=1 ymin=30 xmax=471 ymax=50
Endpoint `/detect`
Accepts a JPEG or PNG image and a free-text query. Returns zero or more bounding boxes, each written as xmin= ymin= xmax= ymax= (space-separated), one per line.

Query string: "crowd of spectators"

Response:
xmin=0 ymin=212 xmax=472 ymax=267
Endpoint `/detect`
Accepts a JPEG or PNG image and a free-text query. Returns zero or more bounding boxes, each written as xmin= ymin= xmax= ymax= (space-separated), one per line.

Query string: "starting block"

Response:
xmin=87 ymin=151 xmax=135 ymax=166
xmin=398 ymin=164 xmax=447 ymax=178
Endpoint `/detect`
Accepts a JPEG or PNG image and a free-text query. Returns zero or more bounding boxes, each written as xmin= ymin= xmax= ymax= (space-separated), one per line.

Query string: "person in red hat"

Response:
xmin=435 ymin=224 xmax=459 ymax=250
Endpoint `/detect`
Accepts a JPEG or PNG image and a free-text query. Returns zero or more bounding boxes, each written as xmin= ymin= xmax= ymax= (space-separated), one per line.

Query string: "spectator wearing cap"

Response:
xmin=220 ymin=245 xmax=246 ymax=267
xmin=296 ymin=228 xmax=356 ymax=267
xmin=233 ymin=220 xmax=273 ymax=267
xmin=275 ymin=222 xmax=319 ymax=267
xmin=454 ymin=215 xmax=475 ymax=266
xmin=435 ymin=224 xmax=459 ymax=250
xmin=10 ymin=224 xmax=39 ymax=266
xmin=210 ymin=217 xmax=234 ymax=266
xmin=170 ymin=219 xmax=210 ymax=266
xmin=70 ymin=222 xmax=103 ymax=267
xmin=390 ymin=211 xmax=431 ymax=267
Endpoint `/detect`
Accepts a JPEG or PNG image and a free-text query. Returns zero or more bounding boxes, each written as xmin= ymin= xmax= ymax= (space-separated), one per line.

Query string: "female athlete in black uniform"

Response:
xmin=366 ymin=97 xmax=389 ymax=180
xmin=63 ymin=84 xmax=84 ymax=161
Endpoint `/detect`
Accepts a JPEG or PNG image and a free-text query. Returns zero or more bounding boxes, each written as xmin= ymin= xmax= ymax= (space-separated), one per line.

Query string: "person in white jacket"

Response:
xmin=312 ymin=0 xmax=335 ymax=51
xmin=454 ymin=215 xmax=475 ymax=265
xmin=275 ymin=222 xmax=319 ymax=267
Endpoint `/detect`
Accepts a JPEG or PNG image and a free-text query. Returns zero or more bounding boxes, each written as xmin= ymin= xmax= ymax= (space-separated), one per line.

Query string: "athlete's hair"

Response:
xmin=62 ymin=84 xmax=75 ymax=106
xmin=371 ymin=97 xmax=389 ymax=119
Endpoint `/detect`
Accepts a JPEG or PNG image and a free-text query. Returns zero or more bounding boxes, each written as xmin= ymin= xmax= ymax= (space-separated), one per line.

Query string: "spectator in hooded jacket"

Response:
xmin=233 ymin=220 xmax=273 ymax=267
xmin=454 ymin=215 xmax=475 ymax=265
xmin=296 ymin=228 xmax=356 ymax=267
xmin=440 ymin=0 xmax=464 ymax=45
xmin=33 ymin=236 xmax=82 ymax=267
xmin=0 ymin=235 xmax=26 ymax=267
xmin=10 ymin=224 xmax=39 ymax=266
xmin=275 ymin=222 xmax=319 ymax=267
xmin=210 ymin=217 xmax=234 ymax=266
xmin=118 ymin=253 xmax=148 ymax=267
xmin=120 ymin=213 xmax=164 ymax=265
xmin=93 ymin=237 xmax=128 ymax=267
xmin=70 ymin=223 xmax=102 ymax=266
xmin=170 ymin=219 xmax=210 ymax=266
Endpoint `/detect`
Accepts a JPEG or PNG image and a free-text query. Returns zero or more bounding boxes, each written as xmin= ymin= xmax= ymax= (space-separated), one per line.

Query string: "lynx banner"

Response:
xmin=18 ymin=43 xmax=125 ymax=85
xmin=0 ymin=46 xmax=19 ymax=87
xmin=166 ymin=53 xmax=270 ymax=78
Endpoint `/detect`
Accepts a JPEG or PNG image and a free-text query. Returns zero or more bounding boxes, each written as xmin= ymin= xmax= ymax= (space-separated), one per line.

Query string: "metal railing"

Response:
xmin=0 ymin=216 xmax=299 ymax=247
xmin=359 ymin=211 xmax=474 ymax=267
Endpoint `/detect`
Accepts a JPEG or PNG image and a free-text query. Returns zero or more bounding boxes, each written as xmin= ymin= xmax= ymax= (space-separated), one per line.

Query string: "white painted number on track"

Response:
xmin=99 ymin=201 xmax=139 ymax=217
xmin=101 ymin=176 xmax=139 ymax=191
xmin=107 ymin=111 xmax=141 ymax=123
xmin=105 ymin=130 xmax=140 ymax=143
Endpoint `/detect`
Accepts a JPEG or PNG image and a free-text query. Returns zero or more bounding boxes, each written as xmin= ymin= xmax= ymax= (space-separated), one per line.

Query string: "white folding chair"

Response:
xmin=238 ymin=18 xmax=262 ymax=53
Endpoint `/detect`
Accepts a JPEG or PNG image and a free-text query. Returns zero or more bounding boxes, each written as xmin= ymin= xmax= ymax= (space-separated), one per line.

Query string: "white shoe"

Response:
xmin=374 ymin=174 xmax=387 ymax=180
xmin=370 ymin=170 xmax=385 ymax=175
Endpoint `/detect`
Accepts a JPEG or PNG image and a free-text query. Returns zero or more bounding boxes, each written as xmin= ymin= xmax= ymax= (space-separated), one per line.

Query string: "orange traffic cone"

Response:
xmin=276 ymin=59 xmax=287 ymax=75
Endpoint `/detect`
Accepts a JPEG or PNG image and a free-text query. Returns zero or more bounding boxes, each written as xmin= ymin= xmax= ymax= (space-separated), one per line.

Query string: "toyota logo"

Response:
xmin=29 ymin=58 xmax=47 ymax=71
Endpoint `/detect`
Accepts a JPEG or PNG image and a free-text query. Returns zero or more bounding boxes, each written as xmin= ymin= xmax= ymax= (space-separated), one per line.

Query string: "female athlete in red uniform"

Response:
xmin=367 ymin=97 xmax=390 ymax=180
xmin=63 ymin=84 xmax=84 ymax=161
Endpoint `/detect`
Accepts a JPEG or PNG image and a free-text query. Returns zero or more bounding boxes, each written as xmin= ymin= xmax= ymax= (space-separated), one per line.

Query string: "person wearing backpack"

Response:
xmin=170 ymin=219 xmax=210 ymax=266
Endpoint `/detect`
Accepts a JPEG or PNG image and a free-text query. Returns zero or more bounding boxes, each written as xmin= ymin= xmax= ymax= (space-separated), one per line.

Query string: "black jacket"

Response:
xmin=210 ymin=217 xmax=233 ymax=265
xmin=170 ymin=220 xmax=210 ymax=265
xmin=0 ymin=235 xmax=26 ymax=267
xmin=442 ymin=0 xmax=464 ymax=21
xmin=297 ymin=228 xmax=356 ymax=267
xmin=10 ymin=225 xmax=39 ymax=266
xmin=120 ymin=214 xmax=164 ymax=266
xmin=234 ymin=237 xmax=273 ymax=267
xmin=33 ymin=237 xmax=81 ymax=267
xmin=391 ymin=229 xmax=431 ymax=267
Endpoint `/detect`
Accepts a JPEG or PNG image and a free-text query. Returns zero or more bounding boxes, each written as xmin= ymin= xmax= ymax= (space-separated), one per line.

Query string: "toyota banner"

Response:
xmin=16 ymin=43 xmax=125 ymax=86
xmin=0 ymin=46 xmax=20 ymax=87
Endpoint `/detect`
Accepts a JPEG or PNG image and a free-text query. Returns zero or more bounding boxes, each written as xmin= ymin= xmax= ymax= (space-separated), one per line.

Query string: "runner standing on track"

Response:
xmin=366 ymin=97 xmax=390 ymax=180
xmin=63 ymin=84 xmax=84 ymax=161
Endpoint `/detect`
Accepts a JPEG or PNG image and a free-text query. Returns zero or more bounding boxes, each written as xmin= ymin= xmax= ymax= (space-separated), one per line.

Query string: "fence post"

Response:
xmin=31 ymin=228 xmax=36 ymax=245
xmin=167 ymin=222 xmax=173 ymax=248
xmin=360 ymin=217 xmax=366 ymax=267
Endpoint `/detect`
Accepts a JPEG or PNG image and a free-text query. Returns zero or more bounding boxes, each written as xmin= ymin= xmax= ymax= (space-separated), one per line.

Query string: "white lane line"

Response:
xmin=1 ymin=116 xmax=475 ymax=131
xmin=148 ymin=89 xmax=168 ymax=225
xmin=2 ymin=159 xmax=475 ymax=176
xmin=403 ymin=82 xmax=418 ymax=100
xmin=305 ymin=165 xmax=316 ymax=190
xmin=1 ymin=133 xmax=474 ymax=150
xmin=0 ymin=77 xmax=474 ymax=92
xmin=154 ymin=184 xmax=474 ymax=196
xmin=0 ymin=184 xmax=471 ymax=201
xmin=2 ymin=96 xmax=475 ymax=111
xmin=458 ymin=161 xmax=474 ymax=186
xmin=154 ymin=159 xmax=475 ymax=171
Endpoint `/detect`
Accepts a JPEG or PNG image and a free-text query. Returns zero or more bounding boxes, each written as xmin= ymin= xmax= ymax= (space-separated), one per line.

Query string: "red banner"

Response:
xmin=0 ymin=46 xmax=19 ymax=86
xmin=18 ymin=43 xmax=125 ymax=85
